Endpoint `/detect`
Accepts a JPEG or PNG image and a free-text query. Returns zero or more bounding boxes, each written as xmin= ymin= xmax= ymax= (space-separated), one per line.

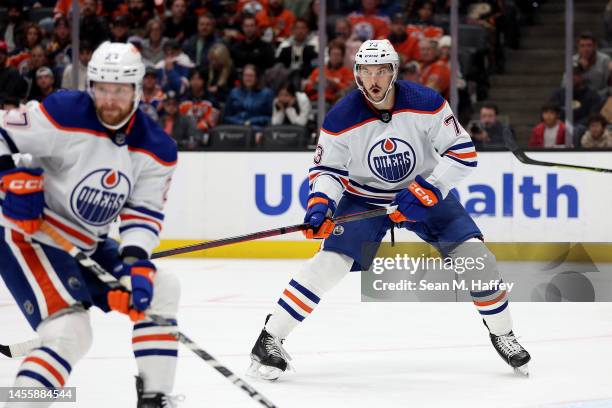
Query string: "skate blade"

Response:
xmin=513 ymin=364 xmax=529 ymax=377
xmin=246 ymin=359 xmax=284 ymax=381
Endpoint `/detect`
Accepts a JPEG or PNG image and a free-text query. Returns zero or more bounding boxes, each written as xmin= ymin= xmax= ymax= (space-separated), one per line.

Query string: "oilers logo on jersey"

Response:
xmin=70 ymin=169 xmax=132 ymax=226
xmin=367 ymin=137 xmax=416 ymax=183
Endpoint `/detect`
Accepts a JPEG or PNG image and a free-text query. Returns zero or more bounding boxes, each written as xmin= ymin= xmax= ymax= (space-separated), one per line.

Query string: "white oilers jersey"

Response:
xmin=0 ymin=90 xmax=177 ymax=256
xmin=309 ymin=80 xmax=477 ymax=206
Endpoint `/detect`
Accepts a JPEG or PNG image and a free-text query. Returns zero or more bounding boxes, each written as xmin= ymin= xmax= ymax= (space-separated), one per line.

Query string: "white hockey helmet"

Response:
xmin=354 ymin=39 xmax=400 ymax=105
xmin=87 ymin=41 xmax=146 ymax=130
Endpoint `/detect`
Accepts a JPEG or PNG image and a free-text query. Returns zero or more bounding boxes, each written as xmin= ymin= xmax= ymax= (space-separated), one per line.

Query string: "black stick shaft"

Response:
xmin=152 ymin=206 xmax=391 ymax=259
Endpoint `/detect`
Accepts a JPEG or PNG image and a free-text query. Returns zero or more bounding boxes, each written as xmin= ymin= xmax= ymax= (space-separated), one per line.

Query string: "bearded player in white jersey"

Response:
xmin=0 ymin=42 xmax=181 ymax=407
xmin=248 ymin=40 xmax=531 ymax=380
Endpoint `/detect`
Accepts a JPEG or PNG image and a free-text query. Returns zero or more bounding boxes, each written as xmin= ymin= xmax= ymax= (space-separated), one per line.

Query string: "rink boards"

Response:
xmin=157 ymin=151 xmax=612 ymax=259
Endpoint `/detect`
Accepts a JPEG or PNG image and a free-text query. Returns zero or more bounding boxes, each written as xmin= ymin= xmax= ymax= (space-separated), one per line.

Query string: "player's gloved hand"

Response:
xmin=0 ymin=168 xmax=45 ymax=234
xmin=108 ymin=260 xmax=156 ymax=322
xmin=389 ymin=175 xmax=442 ymax=223
xmin=303 ymin=192 xmax=336 ymax=239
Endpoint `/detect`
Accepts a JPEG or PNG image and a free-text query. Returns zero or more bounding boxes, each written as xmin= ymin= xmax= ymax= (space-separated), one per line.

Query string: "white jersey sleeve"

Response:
xmin=308 ymin=128 xmax=349 ymax=205
xmin=424 ymin=101 xmax=477 ymax=198
xmin=0 ymin=101 xmax=60 ymax=157
xmin=119 ymin=154 xmax=175 ymax=257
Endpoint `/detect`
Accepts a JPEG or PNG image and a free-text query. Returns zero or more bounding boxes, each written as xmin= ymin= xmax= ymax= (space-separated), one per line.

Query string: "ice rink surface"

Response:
xmin=1 ymin=258 xmax=611 ymax=408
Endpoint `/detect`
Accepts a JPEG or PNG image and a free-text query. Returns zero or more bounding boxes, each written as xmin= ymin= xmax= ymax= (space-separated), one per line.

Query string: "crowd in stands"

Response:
xmin=2 ymin=0 xmax=610 ymax=150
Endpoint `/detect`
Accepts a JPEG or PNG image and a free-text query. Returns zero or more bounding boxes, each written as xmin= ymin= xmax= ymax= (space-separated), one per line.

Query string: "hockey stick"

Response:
xmin=0 ymin=222 xmax=278 ymax=408
xmin=152 ymin=205 xmax=397 ymax=259
xmin=503 ymin=129 xmax=612 ymax=173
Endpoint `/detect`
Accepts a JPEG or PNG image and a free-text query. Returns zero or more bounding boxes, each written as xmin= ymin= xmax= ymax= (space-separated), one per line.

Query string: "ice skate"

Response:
xmin=489 ymin=331 xmax=531 ymax=376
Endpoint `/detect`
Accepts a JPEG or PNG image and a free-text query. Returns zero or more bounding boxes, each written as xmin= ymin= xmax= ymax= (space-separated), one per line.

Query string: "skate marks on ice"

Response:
xmin=0 ymin=259 xmax=611 ymax=408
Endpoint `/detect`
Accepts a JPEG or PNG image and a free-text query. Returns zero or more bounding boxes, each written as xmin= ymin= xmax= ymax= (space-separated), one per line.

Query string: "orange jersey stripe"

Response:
xmin=474 ymin=291 xmax=507 ymax=307
xmin=12 ymin=231 xmax=69 ymax=316
xmin=445 ymin=151 xmax=477 ymax=159
xmin=45 ymin=214 xmax=95 ymax=246
xmin=120 ymin=214 xmax=163 ymax=231
xmin=132 ymin=334 xmax=177 ymax=343
xmin=24 ymin=356 xmax=65 ymax=386
xmin=283 ymin=289 xmax=313 ymax=313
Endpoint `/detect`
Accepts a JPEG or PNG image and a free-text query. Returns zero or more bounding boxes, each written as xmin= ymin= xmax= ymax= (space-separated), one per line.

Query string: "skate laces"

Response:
xmin=162 ymin=394 xmax=185 ymax=408
xmin=495 ymin=332 xmax=524 ymax=357
xmin=263 ymin=333 xmax=293 ymax=371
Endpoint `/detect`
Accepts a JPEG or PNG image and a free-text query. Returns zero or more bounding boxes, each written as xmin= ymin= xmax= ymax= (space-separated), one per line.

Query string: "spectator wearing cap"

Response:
xmin=550 ymin=64 xmax=604 ymax=130
xmin=80 ymin=0 xmax=110 ymax=48
xmin=419 ymin=38 xmax=450 ymax=99
xmin=275 ymin=18 xmax=318 ymax=82
xmin=206 ymin=42 xmax=236 ymax=108
xmin=580 ymin=114 xmax=612 ymax=148
xmin=304 ymin=39 xmax=353 ymax=104
xmin=183 ymin=14 xmax=220 ymax=69
xmin=46 ymin=16 xmax=72 ymax=69
xmin=347 ymin=0 xmax=391 ymax=40
xmin=570 ymin=32 xmax=612 ymax=98
xmin=268 ymin=0 xmax=297 ymax=42
xmin=140 ymin=66 xmax=166 ymax=122
xmin=158 ymin=91 xmax=200 ymax=149
xmin=164 ymin=0 xmax=197 ymax=43
xmin=223 ymin=64 xmax=274 ymax=131
xmin=1 ymin=1 xmax=27 ymax=53
xmin=529 ymin=104 xmax=569 ymax=148
xmin=0 ymin=41 xmax=27 ymax=100
xmin=389 ymin=12 xmax=418 ymax=64
xmin=179 ymin=68 xmax=220 ymax=133
xmin=155 ymin=39 xmax=195 ymax=95
xmin=237 ymin=0 xmax=272 ymax=32
xmin=230 ymin=14 xmax=275 ymax=70
xmin=142 ymin=19 xmax=169 ymax=65
xmin=30 ymin=66 xmax=56 ymax=102
xmin=62 ymin=40 xmax=94 ymax=91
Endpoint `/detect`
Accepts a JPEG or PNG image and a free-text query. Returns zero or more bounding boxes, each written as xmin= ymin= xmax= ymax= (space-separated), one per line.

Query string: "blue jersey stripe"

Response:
xmin=445 ymin=155 xmax=478 ymax=167
xmin=38 ymin=347 xmax=72 ymax=373
xmin=134 ymin=349 xmax=178 ymax=358
xmin=309 ymin=166 xmax=349 ymax=177
xmin=17 ymin=370 xmax=55 ymax=389
xmin=124 ymin=205 xmax=165 ymax=221
xmin=289 ymin=279 xmax=320 ymax=303
xmin=0 ymin=127 xmax=19 ymax=153
xmin=478 ymin=301 xmax=508 ymax=315
xmin=119 ymin=224 xmax=160 ymax=235
xmin=134 ymin=320 xmax=177 ymax=330
xmin=278 ymin=299 xmax=305 ymax=321
xmin=445 ymin=141 xmax=475 ymax=153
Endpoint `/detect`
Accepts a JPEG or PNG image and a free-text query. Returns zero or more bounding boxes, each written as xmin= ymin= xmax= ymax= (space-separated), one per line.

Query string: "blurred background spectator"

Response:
xmin=230 ymin=14 xmax=275 ymax=70
xmin=31 ymin=66 xmax=56 ymax=102
xmin=529 ymin=104 xmax=568 ymax=148
xmin=140 ymin=65 xmax=166 ymax=122
xmin=272 ymin=81 xmax=311 ymax=126
xmin=580 ymin=113 xmax=612 ymax=148
xmin=155 ymin=38 xmax=194 ymax=94
xmin=183 ymin=13 xmax=220 ymax=69
xmin=468 ymin=103 xmax=512 ymax=149
xmin=61 ymin=39 xmax=93 ymax=91
xmin=159 ymin=90 xmax=200 ymax=149
xmin=180 ymin=67 xmax=220 ymax=134
xmin=0 ymin=41 xmax=27 ymax=100
xmin=223 ymin=63 xmax=273 ymax=132
xmin=304 ymin=39 xmax=353 ymax=105
xmin=141 ymin=19 xmax=168 ymax=65
xmin=206 ymin=42 xmax=235 ymax=107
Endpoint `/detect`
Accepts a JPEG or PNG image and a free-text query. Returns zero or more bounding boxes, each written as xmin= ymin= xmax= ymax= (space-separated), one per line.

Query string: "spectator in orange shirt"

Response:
xmin=268 ymin=0 xmax=296 ymax=42
xmin=180 ymin=68 xmax=220 ymax=132
xmin=238 ymin=0 xmax=271 ymax=32
xmin=405 ymin=0 xmax=443 ymax=62
xmin=389 ymin=13 xmax=419 ymax=64
xmin=348 ymin=0 xmax=391 ymax=40
xmin=419 ymin=38 xmax=450 ymax=99
xmin=304 ymin=40 xmax=354 ymax=104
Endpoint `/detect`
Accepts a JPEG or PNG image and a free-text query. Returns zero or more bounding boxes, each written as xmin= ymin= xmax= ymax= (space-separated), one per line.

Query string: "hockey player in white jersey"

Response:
xmin=248 ymin=40 xmax=531 ymax=380
xmin=0 ymin=42 xmax=181 ymax=407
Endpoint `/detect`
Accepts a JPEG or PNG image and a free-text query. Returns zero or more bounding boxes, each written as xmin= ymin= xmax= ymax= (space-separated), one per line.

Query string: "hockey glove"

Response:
xmin=0 ymin=168 xmax=45 ymax=234
xmin=303 ymin=192 xmax=336 ymax=239
xmin=389 ymin=175 xmax=442 ymax=223
xmin=108 ymin=260 xmax=156 ymax=322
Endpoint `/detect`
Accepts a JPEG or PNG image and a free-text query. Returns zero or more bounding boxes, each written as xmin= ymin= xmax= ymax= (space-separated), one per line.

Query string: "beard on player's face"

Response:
xmin=96 ymin=101 xmax=134 ymax=126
